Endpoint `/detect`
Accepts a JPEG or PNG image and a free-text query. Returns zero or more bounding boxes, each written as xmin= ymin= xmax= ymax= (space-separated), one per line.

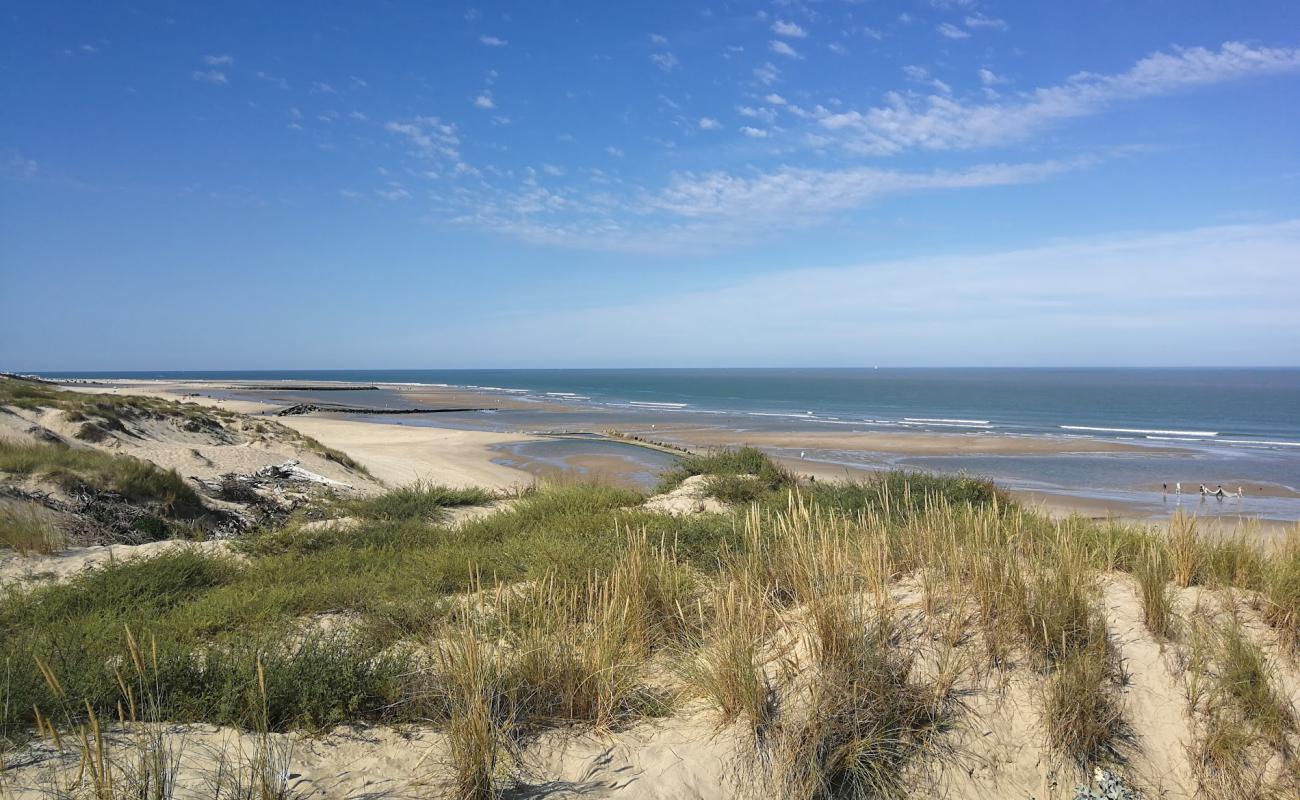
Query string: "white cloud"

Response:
xmin=462 ymin=158 xmax=1085 ymax=254
xmin=474 ymin=93 xmax=496 ymax=109
xmin=191 ymin=70 xmax=227 ymax=84
xmin=903 ymin=65 xmax=952 ymax=93
xmin=765 ymin=93 xmax=788 ymax=105
xmin=1 ymin=154 xmax=38 ymax=178
xmin=349 ymin=110 xmax=368 ymax=121
xmin=479 ymin=35 xmax=508 ymax=46
xmin=541 ymin=164 xmax=564 ymax=176
xmin=978 ymin=68 xmax=1008 ymax=86
xmin=256 ymin=71 xmax=289 ymax=89
xmin=937 ymin=23 xmax=971 ymax=40
xmin=383 ymin=117 xmax=467 ymax=172
xmin=740 ymin=126 xmax=769 ymax=138
xmin=643 ymin=160 xmax=1078 ymax=222
xmin=80 ymin=44 xmax=98 ymax=54
xmin=754 ymin=62 xmax=781 ymax=85
xmin=737 ymin=105 xmax=777 ymax=122
xmin=771 ymin=20 xmax=808 ymax=38
xmin=376 ymin=183 xmax=411 ymax=200
xmin=820 ymin=42 xmax=1300 ymax=155
xmin=650 ymin=52 xmax=679 ymax=71
xmin=203 ymin=54 xmax=233 ymax=65
xmin=649 ymin=33 xmax=668 ymax=45
xmin=965 ymin=14 xmax=1007 ymax=30
xmin=605 ymin=146 xmax=624 ymax=157
xmin=698 ymin=117 xmax=722 ymax=130
xmin=828 ymin=43 xmax=848 ymax=55
xmin=485 ymin=220 xmax=1300 ymax=365
xmin=770 ymin=40 xmax=800 ymax=58
xmin=311 ymin=82 xmax=336 ymax=94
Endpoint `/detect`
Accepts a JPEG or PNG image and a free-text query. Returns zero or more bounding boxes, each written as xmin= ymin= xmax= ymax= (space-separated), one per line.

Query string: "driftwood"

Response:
xmin=254 ymin=460 xmax=354 ymax=489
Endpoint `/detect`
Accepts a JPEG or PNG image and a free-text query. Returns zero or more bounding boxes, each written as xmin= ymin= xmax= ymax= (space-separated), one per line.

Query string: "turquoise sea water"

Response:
xmin=38 ymin=369 xmax=1300 ymax=520
xmin=38 ymin=368 xmax=1300 ymax=441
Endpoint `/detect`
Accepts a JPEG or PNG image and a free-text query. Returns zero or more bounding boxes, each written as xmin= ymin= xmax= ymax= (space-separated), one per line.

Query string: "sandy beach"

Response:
xmin=274 ymin=416 xmax=530 ymax=490
xmin=52 ymin=378 xmax=1298 ymax=526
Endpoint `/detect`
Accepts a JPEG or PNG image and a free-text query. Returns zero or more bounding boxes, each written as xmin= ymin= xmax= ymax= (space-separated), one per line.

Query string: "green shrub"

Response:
xmin=350 ymin=482 xmax=496 ymax=522
xmin=703 ymin=474 xmax=769 ymax=505
xmin=656 ymin=446 xmax=791 ymax=494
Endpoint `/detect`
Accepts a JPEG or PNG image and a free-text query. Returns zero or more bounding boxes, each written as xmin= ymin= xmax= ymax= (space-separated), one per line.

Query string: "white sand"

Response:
xmin=642 ymin=474 xmax=730 ymax=516
xmin=275 ymin=416 xmax=532 ymax=491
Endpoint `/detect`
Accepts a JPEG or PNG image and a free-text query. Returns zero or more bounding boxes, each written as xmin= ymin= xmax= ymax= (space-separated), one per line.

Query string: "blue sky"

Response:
xmin=2 ymin=1 xmax=1299 ymax=369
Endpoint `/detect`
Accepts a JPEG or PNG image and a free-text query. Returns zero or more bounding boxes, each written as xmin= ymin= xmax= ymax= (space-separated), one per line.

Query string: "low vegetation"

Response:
xmin=348 ymin=481 xmax=497 ymax=522
xmin=657 ymin=445 xmax=793 ymax=496
xmin=0 ymin=506 xmax=65 ymax=555
xmin=0 ymin=438 xmax=205 ymax=518
xmin=1 ymin=440 xmax=1297 ymax=799
xmin=0 ymin=374 xmax=370 ymax=477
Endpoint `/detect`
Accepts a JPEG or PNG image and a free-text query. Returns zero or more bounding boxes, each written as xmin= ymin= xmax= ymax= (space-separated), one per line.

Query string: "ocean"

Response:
xmin=36 ymin=368 xmax=1300 ymax=520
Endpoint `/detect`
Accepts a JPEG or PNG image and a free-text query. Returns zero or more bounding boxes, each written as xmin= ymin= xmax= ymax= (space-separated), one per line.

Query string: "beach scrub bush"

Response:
xmin=703 ymin=472 xmax=771 ymax=505
xmin=349 ymin=481 xmax=496 ymax=522
xmin=798 ymin=472 xmax=1007 ymax=527
xmin=656 ymin=446 xmax=793 ymax=495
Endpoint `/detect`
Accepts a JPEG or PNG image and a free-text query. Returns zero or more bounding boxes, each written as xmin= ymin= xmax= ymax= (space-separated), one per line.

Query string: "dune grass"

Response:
xmin=348 ymin=481 xmax=496 ymax=522
xmin=3 ymin=459 xmax=1298 ymax=796
xmin=0 ymin=506 xmax=65 ymax=554
xmin=0 ymin=375 xmax=371 ymax=477
xmin=0 ymin=438 xmax=206 ymax=518
xmin=1134 ymin=545 xmax=1178 ymax=640
xmin=1186 ymin=613 xmax=1300 ymax=796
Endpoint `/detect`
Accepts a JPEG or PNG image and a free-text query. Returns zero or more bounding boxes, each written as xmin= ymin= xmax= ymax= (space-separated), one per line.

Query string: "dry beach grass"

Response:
xmin=1 ymin=378 xmax=1298 ymax=799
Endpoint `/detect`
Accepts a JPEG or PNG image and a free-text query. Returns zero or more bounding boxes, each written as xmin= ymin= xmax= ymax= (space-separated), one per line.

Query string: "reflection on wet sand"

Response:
xmin=490 ymin=437 xmax=682 ymax=490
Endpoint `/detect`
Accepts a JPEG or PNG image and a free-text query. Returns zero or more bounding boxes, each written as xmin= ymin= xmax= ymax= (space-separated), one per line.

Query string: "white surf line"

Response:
xmin=1146 ymin=436 xmax=1207 ymax=442
xmin=1060 ymin=425 xmax=1218 ymax=437
xmin=542 ymin=392 xmax=592 ymax=400
xmin=1218 ymin=438 xmax=1300 ymax=447
xmin=903 ymin=417 xmax=991 ymax=425
xmin=627 ymin=401 xmax=689 ymax=408
xmin=901 ymin=419 xmax=992 ymax=429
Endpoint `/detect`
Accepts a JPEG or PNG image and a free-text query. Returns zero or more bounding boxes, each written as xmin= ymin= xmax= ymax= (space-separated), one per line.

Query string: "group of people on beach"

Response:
xmin=1162 ymin=482 xmax=1243 ymax=499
